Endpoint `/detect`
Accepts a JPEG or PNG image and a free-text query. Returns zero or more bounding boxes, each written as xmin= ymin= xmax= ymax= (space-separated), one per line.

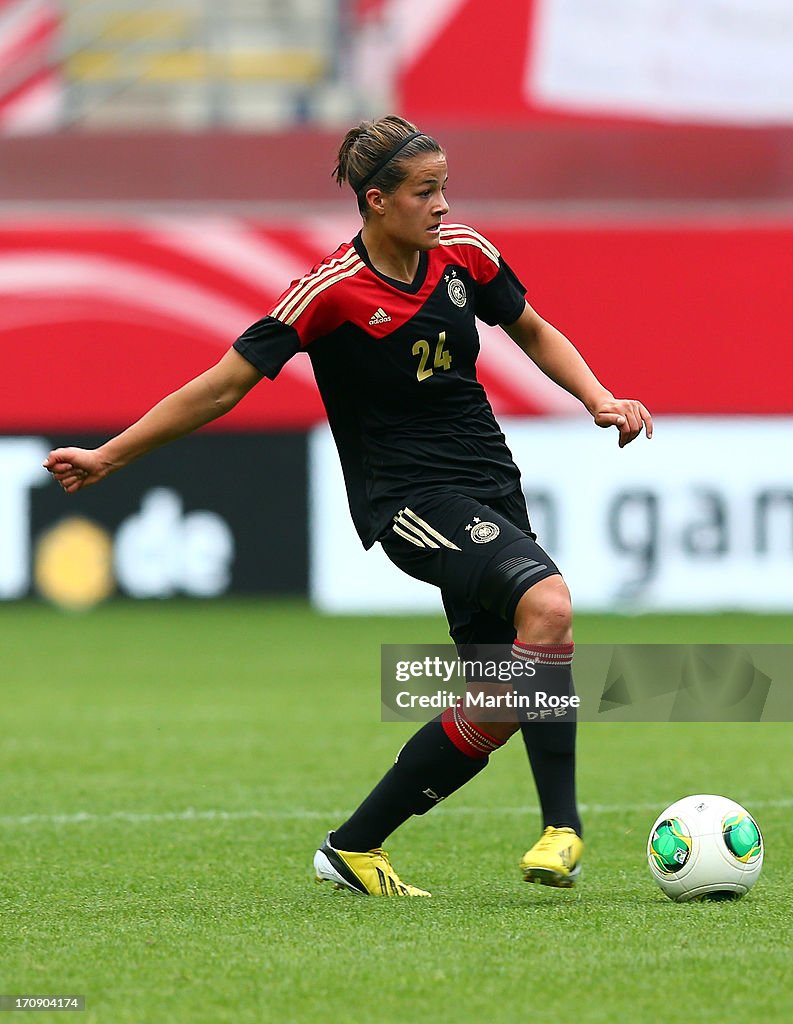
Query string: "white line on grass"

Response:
xmin=2 ymin=798 xmax=793 ymax=829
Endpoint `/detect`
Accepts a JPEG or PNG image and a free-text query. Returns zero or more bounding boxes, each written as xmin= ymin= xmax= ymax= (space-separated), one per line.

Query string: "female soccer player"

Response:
xmin=45 ymin=115 xmax=652 ymax=897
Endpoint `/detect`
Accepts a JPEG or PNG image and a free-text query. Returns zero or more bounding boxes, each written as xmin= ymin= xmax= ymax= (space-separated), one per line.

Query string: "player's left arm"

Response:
xmin=503 ymin=300 xmax=653 ymax=448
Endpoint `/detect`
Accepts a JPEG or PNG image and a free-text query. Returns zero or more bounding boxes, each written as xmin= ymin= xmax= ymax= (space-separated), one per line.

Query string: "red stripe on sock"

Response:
xmin=512 ymin=641 xmax=574 ymax=666
xmin=441 ymin=701 xmax=504 ymax=759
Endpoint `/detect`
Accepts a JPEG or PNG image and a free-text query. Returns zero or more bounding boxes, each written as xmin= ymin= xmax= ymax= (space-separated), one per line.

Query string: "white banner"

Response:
xmin=530 ymin=0 xmax=793 ymax=124
xmin=310 ymin=418 xmax=793 ymax=613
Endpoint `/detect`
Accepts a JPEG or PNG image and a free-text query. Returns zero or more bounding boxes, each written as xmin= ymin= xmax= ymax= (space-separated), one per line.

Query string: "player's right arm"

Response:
xmin=43 ymin=348 xmax=263 ymax=494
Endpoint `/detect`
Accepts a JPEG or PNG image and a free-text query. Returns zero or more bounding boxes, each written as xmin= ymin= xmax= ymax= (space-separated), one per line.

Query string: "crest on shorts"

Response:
xmin=467 ymin=520 xmax=500 ymax=544
xmin=445 ymin=269 xmax=467 ymax=308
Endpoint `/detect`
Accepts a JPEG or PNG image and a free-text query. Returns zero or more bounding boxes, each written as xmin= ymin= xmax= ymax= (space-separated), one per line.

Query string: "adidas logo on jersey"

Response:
xmin=368 ymin=307 xmax=392 ymax=326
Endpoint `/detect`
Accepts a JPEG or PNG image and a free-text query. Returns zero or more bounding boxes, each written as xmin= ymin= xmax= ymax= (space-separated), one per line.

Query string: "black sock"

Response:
xmin=512 ymin=642 xmax=582 ymax=837
xmin=331 ymin=712 xmax=493 ymax=852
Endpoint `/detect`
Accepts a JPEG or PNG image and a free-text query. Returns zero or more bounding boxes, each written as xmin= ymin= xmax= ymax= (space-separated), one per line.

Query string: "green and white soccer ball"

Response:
xmin=647 ymin=794 xmax=763 ymax=902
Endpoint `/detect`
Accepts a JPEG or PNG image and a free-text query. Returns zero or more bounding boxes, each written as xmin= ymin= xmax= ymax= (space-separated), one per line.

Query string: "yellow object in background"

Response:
xmin=34 ymin=517 xmax=115 ymax=611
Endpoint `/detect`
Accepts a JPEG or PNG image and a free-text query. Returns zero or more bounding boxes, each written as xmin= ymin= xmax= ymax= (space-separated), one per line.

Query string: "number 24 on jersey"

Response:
xmin=412 ymin=332 xmax=452 ymax=382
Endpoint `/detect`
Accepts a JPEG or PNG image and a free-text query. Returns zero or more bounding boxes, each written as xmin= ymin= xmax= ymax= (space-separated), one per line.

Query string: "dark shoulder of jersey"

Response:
xmin=233 ymin=224 xmax=528 ymax=548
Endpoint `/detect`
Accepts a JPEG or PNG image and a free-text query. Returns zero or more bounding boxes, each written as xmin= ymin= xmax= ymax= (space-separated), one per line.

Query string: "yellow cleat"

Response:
xmin=520 ymin=826 xmax=583 ymax=888
xmin=313 ymin=833 xmax=431 ymax=897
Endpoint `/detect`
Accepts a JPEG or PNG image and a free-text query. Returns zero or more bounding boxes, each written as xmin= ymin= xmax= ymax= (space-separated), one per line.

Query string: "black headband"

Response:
xmin=355 ymin=131 xmax=423 ymax=194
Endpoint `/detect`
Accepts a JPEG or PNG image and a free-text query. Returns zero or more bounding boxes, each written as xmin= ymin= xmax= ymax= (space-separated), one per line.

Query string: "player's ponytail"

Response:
xmin=333 ymin=115 xmax=443 ymax=215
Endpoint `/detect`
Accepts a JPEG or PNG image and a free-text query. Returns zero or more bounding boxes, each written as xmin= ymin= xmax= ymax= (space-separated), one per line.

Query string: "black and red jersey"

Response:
xmin=234 ymin=223 xmax=527 ymax=548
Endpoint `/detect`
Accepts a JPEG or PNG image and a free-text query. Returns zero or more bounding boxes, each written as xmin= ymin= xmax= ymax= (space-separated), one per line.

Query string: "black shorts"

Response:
xmin=380 ymin=489 xmax=561 ymax=648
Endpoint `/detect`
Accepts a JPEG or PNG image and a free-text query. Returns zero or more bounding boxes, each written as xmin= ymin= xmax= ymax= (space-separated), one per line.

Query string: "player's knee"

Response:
xmin=514 ymin=575 xmax=572 ymax=645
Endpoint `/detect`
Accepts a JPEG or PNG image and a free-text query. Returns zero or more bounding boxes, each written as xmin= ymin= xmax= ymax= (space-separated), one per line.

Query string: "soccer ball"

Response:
xmin=647 ymin=794 xmax=763 ymax=902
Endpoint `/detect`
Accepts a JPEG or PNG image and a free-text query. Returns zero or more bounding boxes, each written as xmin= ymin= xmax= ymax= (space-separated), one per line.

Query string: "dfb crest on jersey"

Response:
xmin=445 ymin=269 xmax=467 ymax=308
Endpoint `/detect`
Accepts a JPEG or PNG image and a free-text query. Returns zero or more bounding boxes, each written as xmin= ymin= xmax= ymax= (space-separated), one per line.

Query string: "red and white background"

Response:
xmin=0 ymin=0 xmax=61 ymax=133
xmin=3 ymin=216 xmax=792 ymax=431
xmin=358 ymin=0 xmax=793 ymax=126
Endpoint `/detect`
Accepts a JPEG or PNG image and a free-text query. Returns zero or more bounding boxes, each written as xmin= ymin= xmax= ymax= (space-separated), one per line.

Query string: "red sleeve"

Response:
xmin=267 ymin=242 xmax=363 ymax=347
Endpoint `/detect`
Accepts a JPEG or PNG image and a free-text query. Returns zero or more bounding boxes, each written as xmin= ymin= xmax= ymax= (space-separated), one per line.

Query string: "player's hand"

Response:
xmin=42 ymin=447 xmax=113 ymax=494
xmin=592 ymin=398 xmax=653 ymax=448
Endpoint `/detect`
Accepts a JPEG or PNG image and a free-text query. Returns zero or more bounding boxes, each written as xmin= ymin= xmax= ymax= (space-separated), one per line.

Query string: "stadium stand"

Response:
xmin=59 ymin=0 xmax=344 ymax=128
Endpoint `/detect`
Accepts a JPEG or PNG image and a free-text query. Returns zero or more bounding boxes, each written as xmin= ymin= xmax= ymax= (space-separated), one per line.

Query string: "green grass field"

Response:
xmin=2 ymin=601 xmax=792 ymax=1024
